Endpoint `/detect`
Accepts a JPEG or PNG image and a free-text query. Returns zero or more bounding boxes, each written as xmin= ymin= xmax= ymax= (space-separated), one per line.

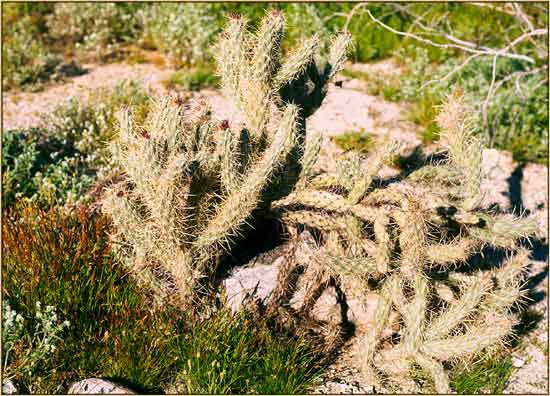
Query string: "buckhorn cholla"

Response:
xmin=102 ymin=11 xmax=538 ymax=393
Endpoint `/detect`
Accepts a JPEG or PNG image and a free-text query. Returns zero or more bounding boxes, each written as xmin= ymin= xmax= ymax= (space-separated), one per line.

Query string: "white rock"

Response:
xmin=222 ymin=231 xmax=317 ymax=313
xmin=512 ymin=357 xmax=525 ymax=368
xmin=68 ymin=378 xmax=135 ymax=394
xmin=222 ymin=256 xmax=283 ymax=312
xmin=2 ymin=379 xmax=17 ymax=395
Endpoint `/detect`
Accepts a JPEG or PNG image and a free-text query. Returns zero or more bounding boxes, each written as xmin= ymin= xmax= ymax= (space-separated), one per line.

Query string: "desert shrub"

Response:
xmin=1 ymin=80 xmax=152 ymax=209
xmin=46 ymin=3 xmax=141 ymax=61
xmin=438 ymin=56 xmax=548 ymax=163
xmin=339 ymin=4 xmax=410 ymax=62
xmin=1 ymin=204 xmax=325 ymax=393
xmin=137 ymin=3 xmax=219 ymax=68
xmin=162 ymin=68 xmax=219 ymax=91
xmin=2 ymin=15 xmax=62 ymax=91
xmin=284 ymin=4 xmax=333 ymax=51
xmin=487 ymin=74 xmax=548 ymax=163
xmin=398 ymin=49 xmax=548 ymax=162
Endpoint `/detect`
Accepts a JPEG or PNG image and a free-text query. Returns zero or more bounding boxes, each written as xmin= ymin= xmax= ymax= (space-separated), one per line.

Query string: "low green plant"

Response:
xmin=1 ymin=204 xmax=325 ymax=393
xmin=2 ymin=302 xmax=70 ymax=383
xmin=450 ymin=352 xmax=514 ymax=394
xmin=1 ymin=129 xmax=94 ymax=209
xmin=2 ymin=15 xmax=61 ymax=91
xmin=162 ymin=68 xmax=219 ymax=91
xmin=1 ymin=80 xmax=152 ymax=209
xmin=331 ymin=130 xmax=375 ymax=154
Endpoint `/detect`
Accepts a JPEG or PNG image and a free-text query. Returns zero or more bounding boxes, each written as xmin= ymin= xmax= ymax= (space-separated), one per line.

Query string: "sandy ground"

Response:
xmin=2 ymin=60 xmax=548 ymax=394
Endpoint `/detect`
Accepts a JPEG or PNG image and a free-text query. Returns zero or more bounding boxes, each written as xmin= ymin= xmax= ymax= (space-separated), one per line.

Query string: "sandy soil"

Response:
xmin=2 ymin=60 xmax=547 ymax=394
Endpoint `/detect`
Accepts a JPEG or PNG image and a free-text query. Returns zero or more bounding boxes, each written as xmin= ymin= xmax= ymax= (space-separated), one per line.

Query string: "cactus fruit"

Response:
xmin=102 ymin=12 xmax=351 ymax=307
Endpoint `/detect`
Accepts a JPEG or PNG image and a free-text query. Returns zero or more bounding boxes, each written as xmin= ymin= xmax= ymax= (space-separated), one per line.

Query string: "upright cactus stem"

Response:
xmin=103 ymin=12 xmax=351 ymax=307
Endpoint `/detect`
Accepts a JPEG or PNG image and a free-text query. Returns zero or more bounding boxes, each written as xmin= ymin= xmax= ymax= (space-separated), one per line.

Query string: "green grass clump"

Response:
xmin=331 ymin=130 xmax=375 ymax=154
xmin=175 ymin=311 xmax=324 ymax=394
xmin=450 ymin=353 xmax=514 ymax=394
xmin=1 ymin=204 xmax=326 ymax=394
xmin=163 ymin=68 xmax=219 ymax=91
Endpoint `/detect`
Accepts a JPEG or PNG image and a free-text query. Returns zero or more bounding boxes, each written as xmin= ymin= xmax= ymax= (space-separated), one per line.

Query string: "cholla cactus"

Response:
xmin=102 ymin=12 xmax=351 ymax=306
xmin=102 ymin=11 xmax=536 ymax=391
xmin=269 ymin=91 xmax=538 ymax=392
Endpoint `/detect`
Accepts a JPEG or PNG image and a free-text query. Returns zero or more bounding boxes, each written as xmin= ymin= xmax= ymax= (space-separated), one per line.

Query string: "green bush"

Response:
xmin=398 ymin=50 xmax=548 ymax=162
xmin=1 ymin=129 xmax=93 ymax=208
xmin=137 ymin=3 xmax=219 ymax=68
xmin=1 ymin=80 xmax=152 ymax=209
xmin=2 ymin=15 xmax=61 ymax=91
xmin=46 ymin=3 xmax=141 ymax=61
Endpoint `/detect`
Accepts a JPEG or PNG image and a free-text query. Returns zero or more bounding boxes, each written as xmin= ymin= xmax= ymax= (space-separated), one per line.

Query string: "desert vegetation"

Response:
xmin=2 ymin=3 xmax=548 ymax=395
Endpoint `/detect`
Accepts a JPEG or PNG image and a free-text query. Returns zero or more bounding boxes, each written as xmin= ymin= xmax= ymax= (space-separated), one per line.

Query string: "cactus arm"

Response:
xmin=274 ymin=35 xmax=320 ymax=91
xmin=194 ymin=104 xmax=298 ymax=253
xmin=425 ymin=272 xmax=492 ymax=341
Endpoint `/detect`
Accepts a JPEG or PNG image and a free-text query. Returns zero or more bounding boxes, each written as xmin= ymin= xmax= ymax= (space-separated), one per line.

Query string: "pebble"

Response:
xmin=2 ymin=379 xmax=17 ymax=395
xmin=512 ymin=357 xmax=525 ymax=368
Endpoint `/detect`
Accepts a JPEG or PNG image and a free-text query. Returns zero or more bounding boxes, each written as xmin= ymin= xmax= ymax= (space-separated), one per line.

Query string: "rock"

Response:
xmin=512 ymin=356 xmax=526 ymax=368
xmin=312 ymin=380 xmax=375 ymax=394
xmin=2 ymin=379 xmax=17 ymax=395
xmin=222 ymin=231 xmax=317 ymax=313
xmin=68 ymin=378 xmax=135 ymax=394
xmin=223 ymin=256 xmax=283 ymax=312
xmin=54 ymin=61 xmax=86 ymax=79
